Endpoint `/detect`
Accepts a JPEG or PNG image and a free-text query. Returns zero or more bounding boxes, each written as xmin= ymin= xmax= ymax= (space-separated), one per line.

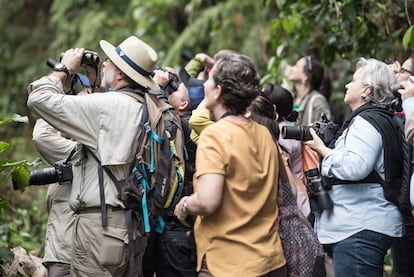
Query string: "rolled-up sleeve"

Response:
xmin=27 ymin=75 xmax=99 ymax=149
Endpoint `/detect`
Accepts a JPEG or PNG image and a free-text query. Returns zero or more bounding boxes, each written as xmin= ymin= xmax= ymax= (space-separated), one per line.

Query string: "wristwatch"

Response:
xmin=53 ymin=63 xmax=71 ymax=79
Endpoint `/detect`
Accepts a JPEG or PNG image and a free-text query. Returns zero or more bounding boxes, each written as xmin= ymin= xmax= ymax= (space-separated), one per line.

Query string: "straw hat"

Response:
xmin=100 ymin=36 xmax=160 ymax=90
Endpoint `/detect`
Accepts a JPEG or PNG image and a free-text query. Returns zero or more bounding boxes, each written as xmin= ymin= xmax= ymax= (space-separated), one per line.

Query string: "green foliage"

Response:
xmin=0 ymin=199 xmax=47 ymax=252
xmin=403 ymin=25 xmax=414 ymax=50
xmin=0 ymin=0 xmax=413 ymax=272
xmin=0 ymin=115 xmax=46 ymax=268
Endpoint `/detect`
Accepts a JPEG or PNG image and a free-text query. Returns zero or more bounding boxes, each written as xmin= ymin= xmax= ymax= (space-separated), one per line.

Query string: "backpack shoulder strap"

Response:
xmin=118 ymin=90 xmax=145 ymax=104
xmin=84 ymin=147 xmax=109 ymax=227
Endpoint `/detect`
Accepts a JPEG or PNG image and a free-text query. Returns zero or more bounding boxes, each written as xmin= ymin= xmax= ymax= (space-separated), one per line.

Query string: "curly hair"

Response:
xmin=212 ymin=54 xmax=261 ymax=115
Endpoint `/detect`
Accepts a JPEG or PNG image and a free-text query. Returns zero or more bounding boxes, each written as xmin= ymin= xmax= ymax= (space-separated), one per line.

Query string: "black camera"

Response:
xmin=305 ymin=168 xmax=333 ymax=211
xmin=155 ymin=67 xmax=180 ymax=95
xmin=13 ymin=159 xmax=73 ymax=190
xmin=281 ymin=113 xmax=339 ymax=145
xmin=59 ymin=50 xmax=100 ymax=67
xmin=390 ymin=83 xmax=403 ymax=112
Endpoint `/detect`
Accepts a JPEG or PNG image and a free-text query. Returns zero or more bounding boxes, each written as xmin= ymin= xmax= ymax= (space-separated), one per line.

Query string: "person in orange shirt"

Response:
xmin=174 ymin=52 xmax=286 ymax=277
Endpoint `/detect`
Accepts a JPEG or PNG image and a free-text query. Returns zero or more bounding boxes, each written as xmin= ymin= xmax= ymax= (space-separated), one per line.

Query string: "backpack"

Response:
xmin=86 ymin=90 xmax=185 ymax=277
xmin=120 ymin=91 xmax=186 ymax=231
xmin=390 ymin=113 xmax=413 ymax=218
xmin=91 ymin=90 xmax=186 ymax=232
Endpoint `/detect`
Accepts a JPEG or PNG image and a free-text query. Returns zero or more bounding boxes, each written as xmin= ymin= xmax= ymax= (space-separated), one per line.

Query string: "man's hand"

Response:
xmin=60 ymin=48 xmax=85 ymax=76
xmin=153 ymin=69 xmax=170 ymax=88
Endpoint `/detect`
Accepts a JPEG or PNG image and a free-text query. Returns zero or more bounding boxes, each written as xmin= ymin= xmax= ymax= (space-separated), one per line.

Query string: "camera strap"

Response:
xmin=276 ymin=143 xmax=298 ymax=207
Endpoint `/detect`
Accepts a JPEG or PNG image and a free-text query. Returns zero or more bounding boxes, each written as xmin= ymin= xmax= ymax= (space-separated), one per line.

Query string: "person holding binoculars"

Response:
xmin=27 ymin=35 xmax=160 ymax=276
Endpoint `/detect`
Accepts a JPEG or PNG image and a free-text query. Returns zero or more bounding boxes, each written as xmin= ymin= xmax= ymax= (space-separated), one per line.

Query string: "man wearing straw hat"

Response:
xmin=27 ymin=36 xmax=160 ymax=276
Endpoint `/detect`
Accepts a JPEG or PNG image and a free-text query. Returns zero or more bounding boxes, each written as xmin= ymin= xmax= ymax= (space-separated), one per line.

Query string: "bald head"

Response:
xmin=168 ymin=83 xmax=190 ymax=115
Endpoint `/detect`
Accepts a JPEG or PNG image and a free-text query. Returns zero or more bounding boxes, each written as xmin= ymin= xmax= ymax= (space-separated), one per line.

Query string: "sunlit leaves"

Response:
xmin=403 ymin=25 xmax=414 ymax=50
xmin=0 ymin=114 xmax=28 ymax=127
xmin=10 ymin=166 xmax=31 ymax=192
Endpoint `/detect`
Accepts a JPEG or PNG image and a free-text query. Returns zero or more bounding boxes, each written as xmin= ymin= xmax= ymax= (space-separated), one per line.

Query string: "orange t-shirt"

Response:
xmin=193 ymin=118 xmax=286 ymax=277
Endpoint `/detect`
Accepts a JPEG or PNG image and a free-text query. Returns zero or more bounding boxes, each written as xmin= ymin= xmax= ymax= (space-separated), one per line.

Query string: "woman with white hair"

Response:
xmin=305 ymin=58 xmax=404 ymax=277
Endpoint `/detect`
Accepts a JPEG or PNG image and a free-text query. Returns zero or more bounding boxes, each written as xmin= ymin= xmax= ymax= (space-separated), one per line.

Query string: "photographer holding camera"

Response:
xmin=304 ymin=58 xmax=404 ymax=277
xmin=32 ymin=118 xmax=77 ymax=276
xmin=29 ymin=87 xmax=98 ymax=277
xmin=27 ymin=36 xmax=160 ymax=276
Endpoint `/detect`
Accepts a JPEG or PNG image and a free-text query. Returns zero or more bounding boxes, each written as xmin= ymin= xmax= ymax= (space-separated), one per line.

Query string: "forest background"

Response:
xmin=0 ymin=0 xmax=414 ymax=273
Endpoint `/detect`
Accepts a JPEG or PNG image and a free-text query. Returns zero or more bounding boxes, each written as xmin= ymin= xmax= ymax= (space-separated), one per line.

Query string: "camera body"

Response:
xmin=155 ymin=67 xmax=180 ymax=95
xmin=24 ymin=159 xmax=72 ymax=188
xmin=304 ymin=168 xmax=333 ymax=211
xmin=165 ymin=73 xmax=179 ymax=95
xmin=281 ymin=113 xmax=339 ymax=145
xmin=390 ymin=83 xmax=403 ymax=112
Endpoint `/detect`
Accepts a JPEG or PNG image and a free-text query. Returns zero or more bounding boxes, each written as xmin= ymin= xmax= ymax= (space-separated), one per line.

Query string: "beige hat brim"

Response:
xmin=100 ymin=40 xmax=160 ymax=91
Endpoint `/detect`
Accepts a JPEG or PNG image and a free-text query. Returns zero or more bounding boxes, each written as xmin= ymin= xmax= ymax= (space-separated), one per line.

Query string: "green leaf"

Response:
xmin=0 ymin=118 xmax=13 ymax=126
xmin=0 ymin=114 xmax=28 ymax=126
xmin=1 ymin=158 xmax=42 ymax=169
xmin=0 ymin=141 xmax=10 ymax=153
xmin=11 ymin=166 xmax=31 ymax=192
xmin=10 ymin=114 xmax=28 ymax=123
xmin=0 ymin=196 xmax=9 ymax=210
xmin=403 ymin=26 xmax=414 ymax=50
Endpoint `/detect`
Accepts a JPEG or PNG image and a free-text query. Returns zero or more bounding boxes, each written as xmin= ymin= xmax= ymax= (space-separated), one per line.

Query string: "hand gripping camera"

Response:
xmin=281 ymin=113 xmax=339 ymax=145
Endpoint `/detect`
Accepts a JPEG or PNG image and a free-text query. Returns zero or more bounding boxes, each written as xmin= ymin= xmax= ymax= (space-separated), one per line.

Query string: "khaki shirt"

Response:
xmin=28 ymin=76 xmax=144 ymax=210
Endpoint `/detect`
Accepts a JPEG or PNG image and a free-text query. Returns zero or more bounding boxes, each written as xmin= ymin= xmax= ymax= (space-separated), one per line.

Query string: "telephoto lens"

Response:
xmin=305 ymin=168 xmax=333 ymax=210
xmin=281 ymin=125 xmax=313 ymax=141
xmin=28 ymin=168 xmax=59 ymax=186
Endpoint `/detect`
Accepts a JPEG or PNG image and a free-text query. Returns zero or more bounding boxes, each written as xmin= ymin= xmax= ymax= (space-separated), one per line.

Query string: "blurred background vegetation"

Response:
xmin=0 ymin=0 xmax=413 ymax=273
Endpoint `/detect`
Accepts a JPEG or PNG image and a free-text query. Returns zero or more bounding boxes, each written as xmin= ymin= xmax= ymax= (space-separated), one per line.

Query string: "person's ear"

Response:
xmin=244 ymin=110 xmax=252 ymax=118
xmin=214 ymin=84 xmax=222 ymax=100
xmin=179 ymin=101 xmax=189 ymax=112
xmin=361 ymin=86 xmax=371 ymax=99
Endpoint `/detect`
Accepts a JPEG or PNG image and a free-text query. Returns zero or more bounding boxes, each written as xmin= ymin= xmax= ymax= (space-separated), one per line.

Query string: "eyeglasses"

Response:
xmin=399 ymin=67 xmax=414 ymax=75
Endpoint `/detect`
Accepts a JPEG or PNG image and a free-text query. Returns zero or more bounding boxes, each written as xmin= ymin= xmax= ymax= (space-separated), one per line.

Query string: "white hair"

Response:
xmin=356 ymin=58 xmax=398 ymax=108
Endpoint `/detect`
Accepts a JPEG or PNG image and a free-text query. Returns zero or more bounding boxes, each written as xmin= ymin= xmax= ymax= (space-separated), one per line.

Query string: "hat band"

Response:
xmin=115 ymin=47 xmax=152 ymax=77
